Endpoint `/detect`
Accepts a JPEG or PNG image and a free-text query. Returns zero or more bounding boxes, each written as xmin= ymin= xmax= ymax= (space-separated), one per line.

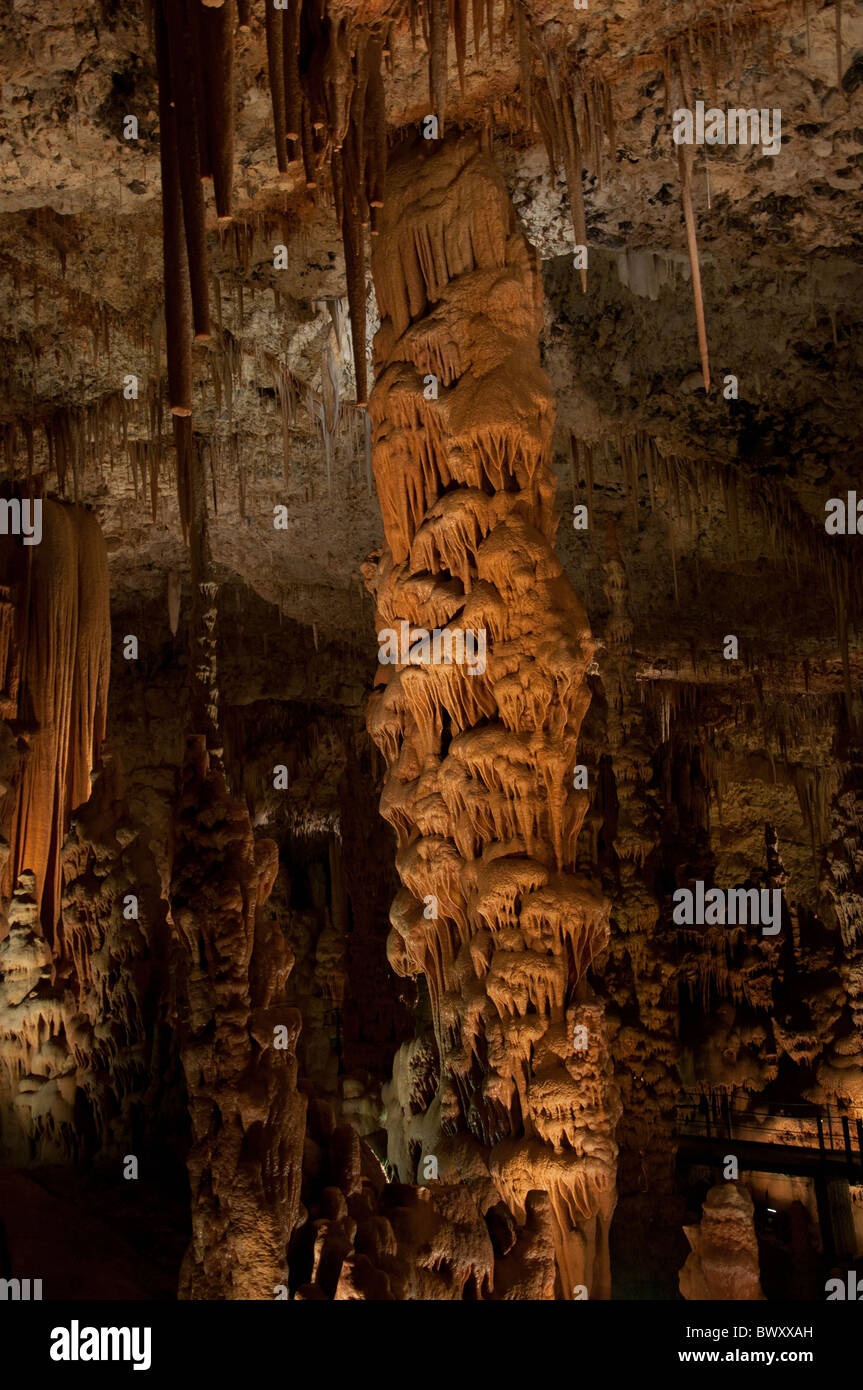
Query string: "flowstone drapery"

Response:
xmin=364 ymin=136 xmax=620 ymax=1298
xmin=0 ymin=497 xmax=110 ymax=939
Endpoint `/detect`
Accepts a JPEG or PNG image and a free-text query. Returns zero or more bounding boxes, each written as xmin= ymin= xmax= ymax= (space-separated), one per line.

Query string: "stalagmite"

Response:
xmin=679 ymin=1183 xmax=765 ymax=1300
xmin=171 ymin=737 xmax=306 ymax=1298
xmin=365 ymin=136 xmax=619 ymax=1299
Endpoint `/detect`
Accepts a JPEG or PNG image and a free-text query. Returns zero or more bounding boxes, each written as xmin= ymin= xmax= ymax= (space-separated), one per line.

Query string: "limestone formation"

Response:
xmin=0 ymin=0 xmax=861 ymax=1312
xmin=679 ymin=1182 xmax=765 ymax=1301
xmin=171 ymin=735 xmax=306 ymax=1299
xmin=0 ymin=498 xmax=110 ymax=938
xmin=365 ymin=136 xmax=620 ymax=1298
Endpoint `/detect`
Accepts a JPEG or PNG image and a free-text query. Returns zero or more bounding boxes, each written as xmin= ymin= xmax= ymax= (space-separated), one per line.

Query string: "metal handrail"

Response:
xmin=674 ymin=1092 xmax=863 ymax=1164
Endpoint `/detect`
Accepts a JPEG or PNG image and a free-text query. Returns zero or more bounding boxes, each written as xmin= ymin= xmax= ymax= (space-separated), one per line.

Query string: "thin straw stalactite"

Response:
xmin=366 ymin=38 xmax=387 ymax=211
xmin=187 ymin=0 xmax=212 ymax=180
xmin=677 ymin=141 xmax=711 ymax=392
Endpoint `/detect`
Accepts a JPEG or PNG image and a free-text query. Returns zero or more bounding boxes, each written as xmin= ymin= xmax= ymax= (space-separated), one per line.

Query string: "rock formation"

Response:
xmin=170 ymin=735 xmax=306 ymax=1299
xmin=0 ymin=0 xmax=861 ymax=1310
xmin=679 ymin=1181 xmax=765 ymax=1301
xmin=0 ymin=497 xmax=110 ymax=939
xmin=364 ymin=135 xmax=620 ymax=1298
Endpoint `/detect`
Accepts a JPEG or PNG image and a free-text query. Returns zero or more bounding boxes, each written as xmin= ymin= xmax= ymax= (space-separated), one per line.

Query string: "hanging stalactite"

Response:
xmin=0 ymin=497 xmax=110 ymax=940
xmin=201 ymin=0 xmax=236 ymax=222
xmin=428 ymin=0 xmax=449 ymax=134
xmin=266 ymin=0 xmax=289 ymax=174
xmin=676 ymin=140 xmax=711 ymax=392
xmin=155 ymin=0 xmax=194 ymax=418
xmin=163 ymin=0 xmax=212 ymax=342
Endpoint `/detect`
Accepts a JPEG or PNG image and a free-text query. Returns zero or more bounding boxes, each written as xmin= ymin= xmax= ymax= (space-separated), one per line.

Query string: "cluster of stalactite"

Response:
xmin=817 ymin=784 xmax=863 ymax=1108
xmin=652 ymin=1 xmax=847 ymax=389
xmin=364 ymin=135 xmax=620 ymax=1299
xmin=1 ymin=390 xmax=163 ymax=510
xmin=0 ymin=496 xmax=110 ymax=938
xmin=170 ymin=735 xmax=307 ymax=1299
xmin=651 ymin=704 xmax=848 ymax=1109
xmin=153 ymin=0 xmax=235 ymax=530
xmin=569 ymin=430 xmax=863 ymax=718
xmin=258 ymin=0 xmax=614 ymax=409
xmin=0 ymin=499 xmax=118 ymax=1166
xmin=289 ymin=1079 xmax=558 ymax=1298
xmin=583 ymin=519 xmax=684 ymax=1296
xmin=0 ymin=766 xmax=180 ymax=1168
xmin=263 ymin=1 xmax=390 ymax=408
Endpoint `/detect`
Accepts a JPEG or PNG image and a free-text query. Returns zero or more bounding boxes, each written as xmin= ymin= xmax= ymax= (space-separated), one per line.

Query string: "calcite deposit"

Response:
xmin=0 ymin=498 xmax=110 ymax=939
xmin=679 ymin=1181 xmax=766 ymax=1300
xmin=0 ymin=0 xmax=861 ymax=1308
xmin=364 ymin=135 xmax=619 ymax=1298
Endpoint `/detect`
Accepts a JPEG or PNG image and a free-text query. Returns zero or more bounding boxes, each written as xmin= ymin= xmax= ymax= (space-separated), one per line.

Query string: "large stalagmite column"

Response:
xmin=171 ymin=736 xmax=306 ymax=1299
xmin=365 ymin=136 xmax=620 ymax=1298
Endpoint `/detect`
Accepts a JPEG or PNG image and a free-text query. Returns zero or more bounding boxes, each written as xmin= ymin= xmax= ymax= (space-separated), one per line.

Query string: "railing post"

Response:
xmin=817 ymin=1114 xmax=826 ymax=1158
xmin=842 ymin=1116 xmax=853 ymax=1177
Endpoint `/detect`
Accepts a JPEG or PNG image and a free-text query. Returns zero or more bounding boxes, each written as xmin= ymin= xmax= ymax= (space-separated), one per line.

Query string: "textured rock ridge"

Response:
xmin=365 ymin=135 xmax=620 ymax=1298
xmin=170 ymin=734 xmax=306 ymax=1300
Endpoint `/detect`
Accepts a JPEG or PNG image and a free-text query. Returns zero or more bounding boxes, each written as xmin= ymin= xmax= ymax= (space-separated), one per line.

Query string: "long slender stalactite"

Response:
xmin=163 ymin=0 xmax=212 ymax=342
xmin=677 ymin=141 xmax=711 ymax=392
xmin=201 ymin=0 xmax=236 ymax=222
xmin=155 ymin=1 xmax=194 ymax=422
xmin=365 ymin=135 xmax=620 ymax=1299
xmin=265 ymin=0 xmax=289 ymax=174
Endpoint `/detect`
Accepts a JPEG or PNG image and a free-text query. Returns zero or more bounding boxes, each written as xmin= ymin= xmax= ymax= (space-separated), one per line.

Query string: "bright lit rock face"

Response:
xmin=365 ymin=136 xmax=620 ymax=1298
xmin=0 ymin=499 xmax=112 ymax=1163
